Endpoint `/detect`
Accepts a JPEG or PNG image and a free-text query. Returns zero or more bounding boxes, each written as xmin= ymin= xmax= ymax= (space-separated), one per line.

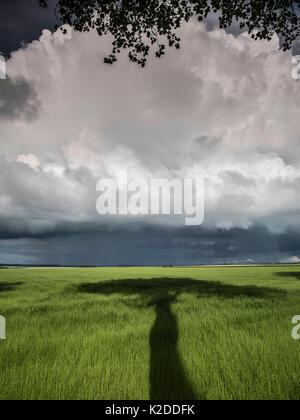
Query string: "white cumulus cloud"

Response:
xmin=0 ymin=22 xmax=299 ymax=236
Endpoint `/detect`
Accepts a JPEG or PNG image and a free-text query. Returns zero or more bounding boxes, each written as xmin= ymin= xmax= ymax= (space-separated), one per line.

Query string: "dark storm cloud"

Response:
xmin=0 ymin=223 xmax=299 ymax=266
xmin=292 ymin=37 xmax=300 ymax=55
xmin=0 ymin=0 xmax=299 ymax=61
xmin=206 ymin=9 xmax=300 ymax=53
xmin=0 ymin=77 xmax=40 ymax=120
xmin=0 ymin=14 xmax=299 ymax=265
xmin=204 ymin=11 xmax=246 ymax=37
xmin=0 ymin=0 xmax=58 ymax=56
xmin=0 ymin=1 xmax=249 ymax=58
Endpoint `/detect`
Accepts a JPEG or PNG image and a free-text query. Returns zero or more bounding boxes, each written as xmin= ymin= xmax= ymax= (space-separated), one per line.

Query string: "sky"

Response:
xmin=1 ymin=1 xmax=300 ymax=265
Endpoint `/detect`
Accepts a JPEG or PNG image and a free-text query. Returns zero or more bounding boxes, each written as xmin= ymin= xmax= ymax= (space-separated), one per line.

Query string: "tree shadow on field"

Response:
xmin=75 ymin=278 xmax=285 ymax=400
xmin=0 ymin=282 xmax=23 ymax=293
xmin=276 ymin=272 xmax=300 ymax=280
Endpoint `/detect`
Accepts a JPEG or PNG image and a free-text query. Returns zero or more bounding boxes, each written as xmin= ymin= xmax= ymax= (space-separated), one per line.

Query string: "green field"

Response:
xmin=0 ymin=265 xmax=300 ymax=400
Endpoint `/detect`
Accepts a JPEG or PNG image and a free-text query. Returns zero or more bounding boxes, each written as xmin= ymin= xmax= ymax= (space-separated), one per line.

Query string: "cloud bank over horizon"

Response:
xmin=1 ymin=22 xmax=300 ymax=264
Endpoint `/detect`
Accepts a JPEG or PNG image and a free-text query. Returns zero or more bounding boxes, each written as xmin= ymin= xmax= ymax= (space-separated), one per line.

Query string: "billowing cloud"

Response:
xmin=0 ymin=21 xmax=300 ymax=260
xmin=280 ymin=255 xmax=300 ymax=264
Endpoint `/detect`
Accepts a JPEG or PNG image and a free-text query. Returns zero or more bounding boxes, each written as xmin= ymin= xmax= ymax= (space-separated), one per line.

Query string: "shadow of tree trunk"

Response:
xmin=149 ymin=294 xmax=198 ymax=400
xmin=75 ymin=277 xmax=285 ymax=400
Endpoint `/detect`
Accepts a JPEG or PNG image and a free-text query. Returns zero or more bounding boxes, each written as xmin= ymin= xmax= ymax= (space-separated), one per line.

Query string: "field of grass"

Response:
xmin=0 ymin=265 xmax=300 ymax=400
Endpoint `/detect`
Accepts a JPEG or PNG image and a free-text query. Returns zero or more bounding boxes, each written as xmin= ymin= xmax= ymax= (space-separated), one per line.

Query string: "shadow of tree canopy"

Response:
xmin=0 ymin=282 xmax=23 ymax=293
xmin=75 ymin=278 xmax=285 ymax=400
xmin=76 ymin=278 xmax=284 ymax=302
xmin=276 ymin=272 xmax=300 ymax=280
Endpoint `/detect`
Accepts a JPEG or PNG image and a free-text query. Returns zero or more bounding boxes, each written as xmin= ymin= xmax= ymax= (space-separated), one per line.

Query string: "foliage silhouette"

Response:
xmin=75 ymin=277 xmax=284 ymax=399
xmin=38 ymin=1 xmax=300 ymax=67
